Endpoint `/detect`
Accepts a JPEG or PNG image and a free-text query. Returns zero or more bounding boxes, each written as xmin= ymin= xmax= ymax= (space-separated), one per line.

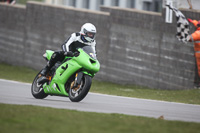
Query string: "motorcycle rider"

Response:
xmin=39 ymin=23 xmax=97 ymax=81
xmin=187 ymin=18 xmax=200 ymax=87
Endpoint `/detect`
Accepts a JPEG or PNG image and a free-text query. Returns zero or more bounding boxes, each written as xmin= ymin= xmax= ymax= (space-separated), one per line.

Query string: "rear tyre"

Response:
xmin=69 ymin=75 xmax=92 ymax=102
xmin=31 ymin=71 xmax=48 ymax=99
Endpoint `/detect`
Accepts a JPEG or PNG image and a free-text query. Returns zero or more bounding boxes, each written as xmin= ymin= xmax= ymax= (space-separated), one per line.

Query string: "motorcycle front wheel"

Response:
xmin=31 ymin=71 xmax=48 ymax=99
xmin=68 ymin=75 xmax=92 ymax=102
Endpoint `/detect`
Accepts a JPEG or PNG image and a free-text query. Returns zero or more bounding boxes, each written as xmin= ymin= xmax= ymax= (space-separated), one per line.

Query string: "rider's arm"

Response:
xmin=62 ymin=33 xmax=77 ymax=52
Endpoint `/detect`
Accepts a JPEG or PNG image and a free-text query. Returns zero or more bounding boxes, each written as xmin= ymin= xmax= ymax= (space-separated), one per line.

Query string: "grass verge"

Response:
xmin=0 ymin=63 xmax=200 ymax=104
xmin=0 ymin=103 xmax=200 ymax=133
xmin=16 ymin=0 xmax=43 ymax=5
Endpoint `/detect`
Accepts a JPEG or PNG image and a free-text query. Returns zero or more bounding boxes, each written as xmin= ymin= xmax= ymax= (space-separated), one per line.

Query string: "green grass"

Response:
xmin=0 ymin=63 xmax=200 ymax=105
xmin=0 ymin=63 xmax=38 ymax=83
xmin=0 ymin=63 xmax=200 ymax=133
xmin=0 ymin=103 xmax=200 ymax=133
xmin=16 ymin=0 xmax=43 ymax=5
xmin=91 ymin=80 xmax=200 ymax=104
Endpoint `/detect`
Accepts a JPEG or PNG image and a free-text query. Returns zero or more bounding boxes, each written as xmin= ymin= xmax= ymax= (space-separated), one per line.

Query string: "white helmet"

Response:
xmin=80 ymin=23 xmax=96 ymax=42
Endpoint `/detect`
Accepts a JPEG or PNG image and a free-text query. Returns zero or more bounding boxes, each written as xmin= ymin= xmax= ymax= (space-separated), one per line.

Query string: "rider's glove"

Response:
xmin=64 ymin=51 xmax=73 ymax=57
xmin=74 ymin=51 xmax=80 ymax=57
xmin=187 ymin=18 xmax=193 ymax=23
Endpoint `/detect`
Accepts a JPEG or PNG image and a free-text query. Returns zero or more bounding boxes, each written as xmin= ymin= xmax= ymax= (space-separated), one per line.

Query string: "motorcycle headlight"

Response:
xmin=89 ymin=53 xmax=97 ymax=60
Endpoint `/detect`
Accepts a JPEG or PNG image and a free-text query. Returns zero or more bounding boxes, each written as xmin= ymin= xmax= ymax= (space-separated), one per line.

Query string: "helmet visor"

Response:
xmin=84 ymin=28 xmax=96 ymax=39
xmin=86 ymin=32 xmax=95 ymax=39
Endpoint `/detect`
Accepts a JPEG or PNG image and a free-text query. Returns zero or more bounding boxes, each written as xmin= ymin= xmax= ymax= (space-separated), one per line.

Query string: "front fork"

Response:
xmin=73 ymin=71 xmax=84 ymax=87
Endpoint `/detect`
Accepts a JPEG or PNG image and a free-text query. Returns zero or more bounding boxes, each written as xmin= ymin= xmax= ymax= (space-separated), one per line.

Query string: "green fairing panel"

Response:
xmin=46 ymin=50 xmax=54 ymax=60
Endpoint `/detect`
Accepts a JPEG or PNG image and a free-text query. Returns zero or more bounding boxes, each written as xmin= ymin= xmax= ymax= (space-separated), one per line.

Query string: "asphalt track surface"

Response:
xmin=0 ymin=79 xmax=200 ymax=123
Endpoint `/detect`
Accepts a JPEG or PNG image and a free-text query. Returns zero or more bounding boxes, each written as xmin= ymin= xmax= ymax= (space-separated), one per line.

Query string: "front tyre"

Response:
xmin=69 ymin=75 xmax=92 ymax=102
xmin=31 ymin=71 xmax=48 ymax=99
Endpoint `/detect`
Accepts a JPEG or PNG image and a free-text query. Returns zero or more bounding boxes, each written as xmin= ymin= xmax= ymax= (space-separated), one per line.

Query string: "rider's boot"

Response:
xmin=40 ymin=65 xmax=50 ymax=76
xmin=37 ymin=57 xmax=55 ymax=84
xmin=37 ymin=51 xmax=61 ymax=84
xmin=37 ymin=65 xmax=50 ymax=84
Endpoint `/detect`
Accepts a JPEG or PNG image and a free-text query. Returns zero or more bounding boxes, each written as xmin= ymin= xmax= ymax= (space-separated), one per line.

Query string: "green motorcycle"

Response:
xmin=31 ymin=46 xmax=100 ymax=102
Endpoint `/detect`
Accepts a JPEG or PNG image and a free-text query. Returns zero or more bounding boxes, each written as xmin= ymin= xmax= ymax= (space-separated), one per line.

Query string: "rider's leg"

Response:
xmin=40 ymin=51 xmax=65 ymax=76
xmin=37 ymin=51 xmax=65 ymax=84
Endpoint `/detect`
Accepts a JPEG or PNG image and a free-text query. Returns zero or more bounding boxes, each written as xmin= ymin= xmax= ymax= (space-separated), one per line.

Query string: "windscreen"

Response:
xmin=82 ymin=46 xmax=97 ymax=60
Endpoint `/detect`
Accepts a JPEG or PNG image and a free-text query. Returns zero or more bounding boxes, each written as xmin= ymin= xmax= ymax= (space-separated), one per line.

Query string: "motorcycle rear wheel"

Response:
xmin=69 ymin=75 xmax=92 ymax=102
xmin=31 ymin=71 xmax=48 ymax=99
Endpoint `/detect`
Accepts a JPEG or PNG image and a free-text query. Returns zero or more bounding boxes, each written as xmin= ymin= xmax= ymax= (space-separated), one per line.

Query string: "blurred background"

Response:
xmin=15 ymin=0 xmax=200 ymax=12
xmin=1 ymin=0 xmax=200 ymax=90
